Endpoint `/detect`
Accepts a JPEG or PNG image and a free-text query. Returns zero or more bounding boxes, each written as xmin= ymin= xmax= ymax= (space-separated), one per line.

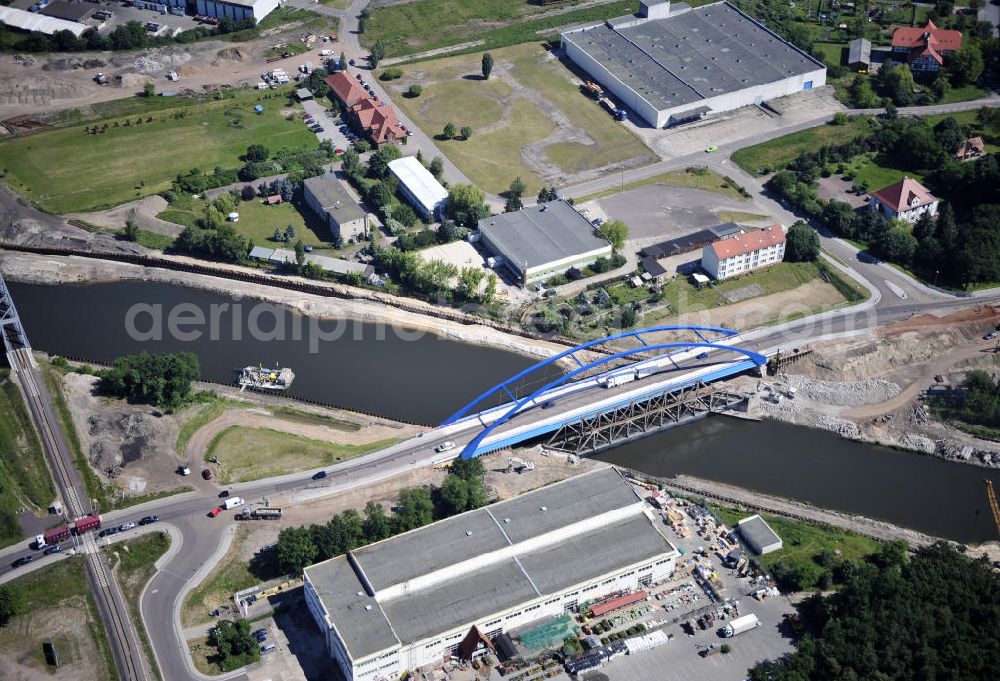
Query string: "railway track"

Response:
xmin=3 ymin=273 xmax=151 ymax=681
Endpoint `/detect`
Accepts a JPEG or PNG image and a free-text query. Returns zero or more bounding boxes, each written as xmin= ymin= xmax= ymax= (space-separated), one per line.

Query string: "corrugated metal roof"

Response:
xmin=0 ymin=5 xmax=87 ymax=36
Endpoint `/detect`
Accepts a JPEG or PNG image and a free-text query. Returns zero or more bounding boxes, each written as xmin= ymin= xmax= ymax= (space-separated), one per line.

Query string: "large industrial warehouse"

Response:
xmin=561 ymin=0 xmax=826 ymax=128
xmin=303 ymin=468 xmax=679 ymax=681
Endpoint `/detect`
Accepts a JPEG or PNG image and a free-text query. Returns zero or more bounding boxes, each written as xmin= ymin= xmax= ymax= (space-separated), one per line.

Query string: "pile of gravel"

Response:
xmin=814 ymin=415 xmax=862 ymax=439
xmin=133 ymin=55 xmax=163 ymax=74
xmin=784 ymin=374 xmax=901 ymax=406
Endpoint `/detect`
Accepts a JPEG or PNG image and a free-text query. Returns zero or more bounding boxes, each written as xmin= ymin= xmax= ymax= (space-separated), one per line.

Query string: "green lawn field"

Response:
xmin=732 ymin=116 xmax=873 ymax=173
xmin=390 ymin=43 xmax=653 ymax=193
xmin=159 ymin=193 xmax=338 ymax=249
xmin=364 ymin=0 xmax=639 ymax=58
xmin=0 ymin=89 xmax=316 ymax=214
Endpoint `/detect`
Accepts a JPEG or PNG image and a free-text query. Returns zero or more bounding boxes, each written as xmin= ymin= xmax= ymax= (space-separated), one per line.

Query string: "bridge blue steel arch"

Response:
xmin=442 ymin=325 xmax=742 ymax=427
xmin=457 ymin=338 xmax=768 ymax=459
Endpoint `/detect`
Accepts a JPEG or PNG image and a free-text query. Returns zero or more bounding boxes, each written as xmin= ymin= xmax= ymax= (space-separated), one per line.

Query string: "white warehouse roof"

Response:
xmin=388 ymin=156 xmax=448 ymax=217
xmin=0 ymin=6 xmax=88 ymax=36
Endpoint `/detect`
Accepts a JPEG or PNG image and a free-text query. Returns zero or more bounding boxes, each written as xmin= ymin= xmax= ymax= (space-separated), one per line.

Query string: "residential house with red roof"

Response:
xmin=956 ymin=137 xmax=985 ymax=161
xmin=891 ymin=20 xmax=962 ymax=72
xmin=325 ymin=72 xmax=405 ymax=147
xmin=701 ymin=225 xmax=785 ymax=280
xmin=869 ymin=177 xmax=939 ymax=223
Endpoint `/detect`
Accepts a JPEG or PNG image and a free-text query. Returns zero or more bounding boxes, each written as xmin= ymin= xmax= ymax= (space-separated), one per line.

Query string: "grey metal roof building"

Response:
xmin=478 ymin=200 xmax=613 ymax=285
xmin=303 ymin=173 xmax=372 ymax=242
xmin=561 ymin=1 xmax=826 ymax=128
xmin=303 ymin=467 xmax=679 ymax=681
xmin=738 ymin=514 xmax=783 ymax=555
xmin=848 ymin=38 xmax=872 ymax=70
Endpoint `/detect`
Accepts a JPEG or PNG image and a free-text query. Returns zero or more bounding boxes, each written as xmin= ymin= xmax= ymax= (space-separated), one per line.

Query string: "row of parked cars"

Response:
xmin=99 ymin=514 xmax=159 ymax=538
xmin=12 ymin=514 xmax=160 ymax=568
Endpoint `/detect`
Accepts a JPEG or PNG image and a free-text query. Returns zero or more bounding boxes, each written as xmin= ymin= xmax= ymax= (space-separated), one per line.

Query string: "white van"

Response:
xmin=435 ymin=441 xmax=456 ymax=453
xmin=222 ymin=497 xmax=245 ymax=510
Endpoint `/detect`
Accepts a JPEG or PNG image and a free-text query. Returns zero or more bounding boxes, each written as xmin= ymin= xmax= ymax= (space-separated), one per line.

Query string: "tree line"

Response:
xmin=98 ymin=352 xmax=201 ymax=410
xmin=750 ymin=541 xmax=1000 ymax=680
xmin=274 ymin=458 xmax=490 ymax=575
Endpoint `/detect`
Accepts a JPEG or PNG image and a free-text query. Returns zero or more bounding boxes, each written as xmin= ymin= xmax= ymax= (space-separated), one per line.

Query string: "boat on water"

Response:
xmin=236 ymin=365 xmax=295 ymax=391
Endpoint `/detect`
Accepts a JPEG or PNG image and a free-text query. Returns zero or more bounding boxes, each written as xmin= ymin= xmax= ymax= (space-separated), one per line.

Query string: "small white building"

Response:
xmin=738 ymin=514 xmax=783 ymax=555
xmin=701 ymin=225 xmax=785 ymax=280
xmin=869 ymin=177 xmax=938 ymax=224
xmin=387 ymin=156 xmax=448 ymax=220
xmin=194 ymin=0 xmax=279 ymax=23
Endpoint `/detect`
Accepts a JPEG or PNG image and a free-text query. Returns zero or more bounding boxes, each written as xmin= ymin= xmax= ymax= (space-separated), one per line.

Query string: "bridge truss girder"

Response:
xmin=544 ymin=381 xmax=747 ymax=457
xmin=0 ymin=273 xmax=29 ymax=354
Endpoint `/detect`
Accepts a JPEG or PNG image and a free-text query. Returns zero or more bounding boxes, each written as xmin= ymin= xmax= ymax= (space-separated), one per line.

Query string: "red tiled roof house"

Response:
xmin=701 ymin=225 xmax=785 ymax=280
xmin=325 ymin=72 xmax=404 ymax=147
xmin=869 ymin=177 xmax=939 ymax=224
xmin=891 ymin=20 xmax=962 ymax=72
xmin=956 ymin=137 xmax=984 ymax=161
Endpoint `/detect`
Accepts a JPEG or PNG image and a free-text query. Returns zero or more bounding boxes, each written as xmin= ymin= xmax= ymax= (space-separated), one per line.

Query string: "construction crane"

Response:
xmin=985 ymin=480 xmax=1000 ymax=538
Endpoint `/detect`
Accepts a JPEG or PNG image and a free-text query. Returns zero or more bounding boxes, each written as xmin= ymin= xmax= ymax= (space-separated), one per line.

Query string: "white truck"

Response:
xmin=222 ymin=497 xmax=245 ymax=510
xmin=721 ymin=613 xmax=759 ymax=638
xmin=435 ymin=441 xmax=456 ymax=453
xmin=599 ymin=372 xmax=635 ymax=389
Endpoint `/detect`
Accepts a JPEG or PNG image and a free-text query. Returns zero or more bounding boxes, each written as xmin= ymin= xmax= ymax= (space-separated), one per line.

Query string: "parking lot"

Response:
xmin=299 ymin=97 xmax=353 ymax=152
xmin=596 ymin=185 xmax=766 ymax=245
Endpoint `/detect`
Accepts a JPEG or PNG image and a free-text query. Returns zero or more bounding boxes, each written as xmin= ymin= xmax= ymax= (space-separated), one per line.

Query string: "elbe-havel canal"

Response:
xmin=11 ymin=280 xmax=1000 ymax=544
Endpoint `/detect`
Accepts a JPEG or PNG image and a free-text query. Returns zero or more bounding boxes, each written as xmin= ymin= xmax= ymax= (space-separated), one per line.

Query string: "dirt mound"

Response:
xmin=885 ymin=304 xmax=1000 ymax=336
xmin=213 ymin=47 xmax=248 ymax=65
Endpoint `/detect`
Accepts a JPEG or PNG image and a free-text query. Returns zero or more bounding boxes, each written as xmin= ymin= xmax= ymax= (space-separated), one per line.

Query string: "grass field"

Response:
xmin=182 ymin=526 xmax=257 ymax=627
xmin=0 ymin=369 xmax=56 ymax=548
xmin=206 ymin=426 xmax=400 ymax=483
xmin=107 ymin=532 xmax=172 ymax=681
xmin=391 ymin=43 xmax=653 ymax=193
xmin=0 ymin=557 xmax=116 ymax=681
xmin=158 ymin=194 xmax=336 ymax=249
xmin=0 ymin=88 xmax=316 ymax=214
xmin=579 ymin=167 xmax=750 ymax=204
xmin=711 ymin=505 xmax=879 ymax=586
xmin=717 ymin=210 xmax=770 ymax=224
xmin=365 ymin=0 xmax=639 ymax=58
xmin=732 ymin=116 xmax=873 ymax=173
xmin=836 ymin=151 xmax=925 ymax=190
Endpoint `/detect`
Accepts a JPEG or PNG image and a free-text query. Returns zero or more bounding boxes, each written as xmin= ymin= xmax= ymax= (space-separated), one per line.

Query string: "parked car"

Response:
xmin=44 ymin=545 xmax=63 ymax=555
xmin=119 ymin=522 xmax=135 ymax=531
xmin=219 ymin=490 xmax=230 ymax=498
xmin=11 ymin=555 xmax=33 ymax=568
xmin=348 ymin=58 xmax=356 ymax=66
xmin=202 ymin=468 xmax=213 ymax=480
xmin=100 ymin=527 xmax=120 ymax=537
xmin=261 ymin=643 xmax=276 ymax=653
xmin=139 ymin=515 xmax=159 ymax=525
xmin=255 ymin=632 xmax=268 ymax=642
xmin=435 ymin=441 xmax=456 ymax=453
xmin=314 ymin=126 xmax=325 ymax=133
xmin=303 ymin=113 xmax=313 ymax=119
xmin=312 ymin=471 xmax=327 ymax=480
xmin=208 ymin=507 xmax=224 ymax=518
xmin=304 ymin=245 xmax=314 ymax=252
xmin=985 ymin=331 xmax=998 ymax=340
xmin=253 ymin=628 xmax=267 ymax=638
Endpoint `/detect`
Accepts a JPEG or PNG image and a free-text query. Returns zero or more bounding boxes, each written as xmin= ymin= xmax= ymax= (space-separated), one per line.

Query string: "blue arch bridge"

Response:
xmin=437 ymin=325 xmax=769 ymax=460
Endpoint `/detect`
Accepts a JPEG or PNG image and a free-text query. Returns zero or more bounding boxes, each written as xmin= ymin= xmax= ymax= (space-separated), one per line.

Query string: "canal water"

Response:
xmin=10 ymin=280 xmax=1000 ymax=543
xmin=596 ymin=416 xmax=1000 ymax=544
xmin=8 ymin=281 xmax=543 ymax=425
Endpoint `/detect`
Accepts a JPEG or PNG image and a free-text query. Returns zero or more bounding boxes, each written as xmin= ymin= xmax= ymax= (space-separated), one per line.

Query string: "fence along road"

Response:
xmin=1 ymin=272 xmax=151 ymax=681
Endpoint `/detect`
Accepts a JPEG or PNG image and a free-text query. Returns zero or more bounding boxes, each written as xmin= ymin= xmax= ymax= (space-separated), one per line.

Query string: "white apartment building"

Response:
xmin=701 ymin=225 xmax=786 ymax=280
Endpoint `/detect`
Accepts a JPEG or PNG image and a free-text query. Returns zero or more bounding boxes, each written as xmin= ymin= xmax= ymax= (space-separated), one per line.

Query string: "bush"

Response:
xmin=380 ymin=67 xmax=403 ymax=80
xmin=407 ymin=84 xmax=423 ymax=98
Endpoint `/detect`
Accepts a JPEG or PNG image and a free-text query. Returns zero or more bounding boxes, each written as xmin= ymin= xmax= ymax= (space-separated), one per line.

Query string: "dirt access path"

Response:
xmin=183 ymin=408 xmax=421 ymax=463
xmin=842 ymin=343 xmax=1000 ymax=420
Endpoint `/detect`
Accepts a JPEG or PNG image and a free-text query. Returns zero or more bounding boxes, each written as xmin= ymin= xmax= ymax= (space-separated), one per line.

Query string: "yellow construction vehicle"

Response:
xmin=583 ymin=80 xmax=604 ymax=99
xmin=985 ymin=480 xmax=1000 ymax=538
